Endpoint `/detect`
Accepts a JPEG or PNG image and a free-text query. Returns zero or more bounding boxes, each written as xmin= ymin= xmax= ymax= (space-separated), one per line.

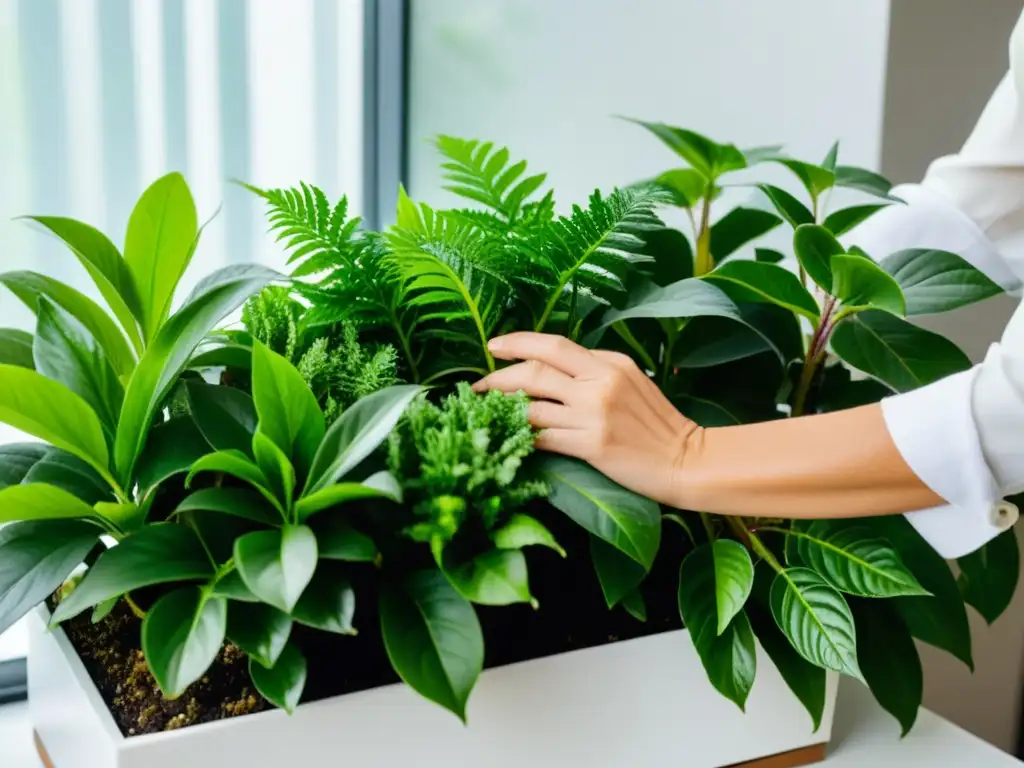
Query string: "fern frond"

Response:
xmin=434 ymin=136 xmax=548 ymax=222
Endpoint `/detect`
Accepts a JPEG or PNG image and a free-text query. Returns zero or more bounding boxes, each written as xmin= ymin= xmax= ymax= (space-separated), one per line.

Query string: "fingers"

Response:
xmin=534 ymin=428 xmax=591 ymax=459
xmin=472 ymin=360 xmax=575 ymax=402
xmin=527 ymin=400 xmax=578 ymax=429
xmin=487 ymin=332 xmax=598 ymax=378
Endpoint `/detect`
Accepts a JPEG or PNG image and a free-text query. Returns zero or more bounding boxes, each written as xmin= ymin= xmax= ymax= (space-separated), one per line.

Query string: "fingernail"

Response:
xmin=488 ymin=337 xmax=504 ymax=351
xmin=471 ymin=379 xmax=486 ymax=392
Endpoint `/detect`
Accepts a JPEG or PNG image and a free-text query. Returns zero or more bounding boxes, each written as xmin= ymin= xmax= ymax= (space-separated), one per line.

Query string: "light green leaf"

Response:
xmin=379 ymin=569 xmax=483 ymax=722
xmin=234 ymin=525 xmax=318 ymax=613
xmin=124 ymin=172 xmax=199 ymax=341
xmin=830 ymin=310 xmax=971 ymax=392
xmin=654 ymin=168 xmax=708 ymax=207
xmin=0 ymin=329 xmax=35 ymax=369
xmin=306 ymin=384 xmax=423 ymax=494
xmin=773 ymin=159 xmax=835 ymax=201
xmin=770 ymin=567 xmax=861 ymax=678
xmin=312 ymin=516 xmax=378 ymax=562
xmin=958 ymin=528 xmax=1019 ymax=625
xmin=251 ymin=340 xmax=323 ymax=482
xmin=822 ymin=142 xmax=840 ymax=172
xmin=249 ymin=642 xmax=307 ymax=714
xmin=295 ymin=482 xmax=395 ymax=522
xmin=541 ymin=455 xmax=661 ymax=570
xmin=435 ymin=543 xmax=534 ymax=607
xmin=621 ymin=588 xmax=647 ymax=622
xmin=186 ymin=450 xmax=281 ymax=513
xmin=292 ymin=561 xmax=357 ymax=634
xmin=252 ymin=431 xmax=296 ymax=510
xmin=590 ymin=534 xmax=647 ymax=609
xmin=880 ymin=248 xmax=1003 ymax=315
xmin=227 ymin=601 xmax=291 ymax=668
xmin=831 ymin=254 xmax=905 ymax=315
xmin=114 ymin=264 xmax=278 ymax=484
xmin=141 ymin=587 xmax=227 ymax=698
xmin=0 ymin=519 xmax=99 ymax=636
xmin=492 ymin=514 xmax=565 ymax=557
xmin=175 ymin=487 xmax=282 ymax=526
xmin=0 ymin=271 xmax=135 ymax=377
xmin=50 ymin=524 xmax=212 ymax=624
xmin=823 ymin=204 xmax=888 ymax=237
xmin=792 ymin=224 xmax=843 ymax=291
xmin=711 ymin=540 xmax=755 ymax=634
xmin=625 ymin=119 xmax=724 ymax=178
xmin=185 ymin=380 xmax=257 ymax=456
xmin=0 ymin=482 xmax=102 ymax=525
xmin=704 ymin=260 xmax=820 ymax=321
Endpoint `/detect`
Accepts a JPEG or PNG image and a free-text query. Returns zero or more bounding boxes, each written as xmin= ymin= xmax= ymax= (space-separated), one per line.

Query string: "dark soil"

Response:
xmin=61 ymin=507 xmax=690 ymax=737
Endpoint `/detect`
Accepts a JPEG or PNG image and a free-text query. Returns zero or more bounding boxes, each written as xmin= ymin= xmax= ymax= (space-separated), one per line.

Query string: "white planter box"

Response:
xmin=28 ymin=606 xmax=837 ymax=768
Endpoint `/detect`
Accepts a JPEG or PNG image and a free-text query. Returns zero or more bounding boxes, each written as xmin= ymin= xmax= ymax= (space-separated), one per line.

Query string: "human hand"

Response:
xmin=472 ymin=332 xmax=698 ymax=506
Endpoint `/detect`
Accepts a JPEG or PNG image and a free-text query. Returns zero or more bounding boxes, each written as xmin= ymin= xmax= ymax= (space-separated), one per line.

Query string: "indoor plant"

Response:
xmin=4 ymin=122 xmax=1019 ymax=768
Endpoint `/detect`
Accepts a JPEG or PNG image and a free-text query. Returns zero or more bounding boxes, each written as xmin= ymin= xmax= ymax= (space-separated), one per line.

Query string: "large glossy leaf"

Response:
xmin=590 ymin=535 xmax=647 ymax=608
xmin=774 ymin=159 xmax=835 ymax=201
xmin=653 ymin=168 xmax=707 ymax=208
xmin=637 ymin=226 xmax=693 ymax=286
xmin=23 ymin=215 xmax=144 ymax=351
xmin=792 ymin=225 xmax=843 ymax=292
xmin=0 ymin=329 xmax=35 ymax=369
xmin=186 ymin=450 xmax=281 ymax=515
xmin=678 ymin=544 xmax=756 ymax=709
xmin=251 ymin=340 xmax=323 ymax=482
xmin=957 ymin=528 xmax=1019 ymax=625
xmin=673 ymin=302 xmax=801 ymax=370
xmin=861 ymin=516 xmax=972 ymax=668
xmin=141 ymin=587 xmax=227 ymax=697
xmin=625 ymin=119 xmax=744 ymax=179
xmin=0 ymin=444 xmax=111 ymax=504
xmin=880 ymin=248 xmax=1003 ymax=315
xmin=436 ymin=544 xmax=534 ymax=607
xmin=757 ymin=185 xmax=813 ymax=228
xmin=704 ymin=260 xmax=820 ymax=321
xmin=0 ymin=483 xmax=101 ymax=525
xmin=185 ymin=380 xmax=257 ymax=456
xmin=306 ymin=384 xmax=423 ymax=494
xmin=124 ymin=173 xmax=199 ymax=341
xmin=234 ymin=525 xmax=317 ymax=613
xmin=134 ymin=416 xmax=211 ymax=497
xmin=541 ymin=455 xmax=661 ymax=570
xmin=227 ymin=601 xmax=291 ymax=668
xmin=292 ymin=561 xmax=357 ymax=634
xmin=709 ymin=207 xmax=781 ymax=263
xmin=770 ymin=567 xmax=861 ymax=678
xmin=822 ymin=204 xmax=888 ymax=237
xmin=834 ymin=165 xmax=899 ymax=201
xmin=50 ymin=524 xmax=212 ymax=623
xmin=784 ymin=520 xmax=928 ymax=597
xmin=33 ymin=298 xmax=124 ymax=437
xmin=0 ymin=519 xmax=99 ymax=635
xmin=831 ymin=254 xmax=905 ymax=315
xmin=176 ymin=487 xmax=282 ymax=526
xmin=379 ymin=569 xmax=483 ymax=722
xmin=0 ymin=444 xmax=54 ymax=488
xmin=248 ymin=643 xmax=307 ymax=714
xmin=251 ymin=431 xmax=296 ymax=510
xmin=851 ymin=598 xmax=922 ymax=736
xmin=295 ymin=482 xmax=395 ymax=522
xmin=114 ymin=264 xmax=278 ymax=483
xmin=830 ymin=311 xmax=971 ymax=393
xmin=1 ymin=272 xmax=137 ymax=380
xmin=492 ymin=514 xmax=565 ymax=557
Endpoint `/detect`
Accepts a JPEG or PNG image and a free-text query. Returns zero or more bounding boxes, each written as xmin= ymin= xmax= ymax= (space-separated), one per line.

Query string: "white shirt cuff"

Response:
xmin=881 ymin=370 xmax=1018 ymax=559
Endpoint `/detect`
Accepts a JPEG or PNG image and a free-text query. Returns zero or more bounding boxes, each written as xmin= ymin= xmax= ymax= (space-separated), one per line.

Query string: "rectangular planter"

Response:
xmin=28 ymin=606 xmax=837 ymax=768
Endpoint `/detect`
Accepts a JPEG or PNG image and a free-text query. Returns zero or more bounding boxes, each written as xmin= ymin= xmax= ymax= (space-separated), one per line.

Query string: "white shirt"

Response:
xmin=847 ymin=11 xmax=1024 ymax=558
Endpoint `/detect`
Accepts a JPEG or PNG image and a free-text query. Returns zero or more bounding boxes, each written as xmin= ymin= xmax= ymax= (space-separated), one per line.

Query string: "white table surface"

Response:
xmin=1 ymin=679 xmax=1021 ymax=766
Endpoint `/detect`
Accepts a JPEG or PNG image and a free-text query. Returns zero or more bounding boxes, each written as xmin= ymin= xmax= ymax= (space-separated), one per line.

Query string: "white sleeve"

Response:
xmin=838 ymin=13 xmax=1024 ymax=558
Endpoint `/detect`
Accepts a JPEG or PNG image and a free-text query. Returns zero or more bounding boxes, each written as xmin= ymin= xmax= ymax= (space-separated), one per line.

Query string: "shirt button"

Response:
xmin=993 ymin=500 xmax=1019 ymax=529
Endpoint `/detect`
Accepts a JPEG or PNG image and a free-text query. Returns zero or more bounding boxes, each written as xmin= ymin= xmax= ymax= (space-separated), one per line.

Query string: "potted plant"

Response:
xmin=4 ymin=123 xmax=1017 ymax=768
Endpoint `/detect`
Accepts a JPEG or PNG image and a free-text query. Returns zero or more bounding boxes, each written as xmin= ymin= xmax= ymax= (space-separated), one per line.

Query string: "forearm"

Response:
xmin=670 ymin=403 xmax=944 ymax=519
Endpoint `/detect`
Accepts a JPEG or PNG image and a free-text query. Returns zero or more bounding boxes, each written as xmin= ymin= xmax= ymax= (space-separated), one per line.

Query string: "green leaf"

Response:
xmin=621 ymin=588 xmax=647 ymax=622
xmin=0 ymin=444 xmax=111 ymax=504
xmin=774 ymin=159 xmax=835 ymax=201
xmin=957 ymin=528 xmax=1019 ymax=625
xmin=188 ymin=343 xmax=252 ymax=371
xmin=114 ymin=264 xmax=278 ymax=485
xmin=638 ymin=227 xmax=693 ymax=286
xmin=0 ymin=483 xmax=100 ymax=525
xmin=673 ymin=303 xmax=801 ymax=370
xmin=654 ymin=168 xmax=708 ymax=207
xmin=23 ymin=215 xmax=144 ymax=352
xmin=678 ymin=544 xmax=757 ymax=709
xmin=379 ymin=569 xmax=483 ymax=722
xmin=0 ymin=271 xmax=136 ymax=377
xmin=0 ymin=365 xmax=111 ymax=483
xmin=295 ymin=482 xmax=396 ymax=522
xmin=747 ymin=567 xmax=826 ymax=731
xmin=590 ymin=534 xmax=647 ymax=609
xmin=227 ymin=601 xmax=291 ymax=667
xmin=248 ymin=643 xmax=307 ymax=714
xmin=0 ymin=329 xmax=35 ymax=369
xmin=134 ymin=416 xmax=210 ymax=497
xmin=851 ymin=598 xmax=922 ymax=736
xmin=626 ymin=119 xmax=726 ymax=179
xmin=880 ymin=249 xmax=1003 ymax=315
xmin=541 ymin=455 xmax=661 ymax=570
xmin=33 ymin=298 xmax=126 ymax=439
xmin=709 ymin=207 xmax=781 ymax=263
xmin=434 ymin=136 xmax=547 ymax=220
xmin=141 ymin=587 xmax=227 ymax=698
xmin=0 ymin=519 xmax=99 ymax=636
xmin=124 ymin=172 xmax=199 ymax=341
xmin=175 ymin=487 xmax=282 ymax=526
xmin=292 ymin=561 xmax=357 ymax=634
xmin=251 ymin=431 xmax=296 ymax=509
xmin=785 ymin=520 xmax=928 ymax=598
xmin=312 ymin=517 xmax=378 ymax=562
xmin=830 ymin=311 xmax=971 ymax=392
xmin=92 ymin=596 xmax=118 ymax=624
xmin=186 ymin=450 xmax=280 ymax=513
xmin=823 ymin=204 xmax=888 ymax=236
xmin=435 ymin=543 xmax=534 ymax=607
xmin=831 ymin=254 xmax=905 ymax=315
xmin=210 ymin=570 xmax=259 ymax=603
xmin=770 ymin=567 xmax=861 ymax=678
xmin=792 ymin=224 xmax=843 ymax=291
xmin=834 ymin=165 xmax=899 ymax=201
xmin=306 ymin=384 xmax=423 ymax=494
xmin=50 ymin=524 xmax=212 ymax=624
xmin=757 ymin=185 xmax=814 ymax=228
xmin=712 ymin=540 xmax=755 ymax=634
xmin=234 ymin=525 xmax=317 ymax=613
xmin=822 ymin=142 xmax=839 ymax=172
xmin=251 ymin=340 xmax=323 ymax=482
xmin=492 ymin=514 xmax=565 ymax=557
xmin=185 ymin=380 xmax=257 ymax=456
xmin=705 ymin=260 xmax=820 ymax=321
xmin=755 ymin=248 xmax=786 ymax=264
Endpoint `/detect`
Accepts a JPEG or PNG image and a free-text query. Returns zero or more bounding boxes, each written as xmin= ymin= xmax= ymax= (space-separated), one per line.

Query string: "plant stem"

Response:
xmin=792 ymin=296 xmax=838 ymax=417
xmin=747 ymin=529 xmax=785 ymax=574
xmin=613 ymin=321 xmax=657 ymax=373
xmin=725 ymin=515 xmax=752 ymax=549
xmin=124 ymin=593 xmax=147 ymax=621
xmin=694 ymin=196 xmax=714 ymax=276
xmin=699 ymin=512 xmax=715 ymax=542
xmin=392 ymin=316 xmax=420 ymax=383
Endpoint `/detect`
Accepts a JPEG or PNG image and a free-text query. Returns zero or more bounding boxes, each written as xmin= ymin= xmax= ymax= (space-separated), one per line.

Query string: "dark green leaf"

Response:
xmin=175 ymin=487 xmax=282 ymax=526
xmin=234 ymin=525 xmax=318 ymax=613
xmin=210 ymin=569 xmax=259 ymax=602
xmin=312 ymin=516 xmax=378 ymax=562
xmin=186 ymin=450 xmax=278 ymax=510
xmin=249 ymin=643 xmax=307 ymax=714
xmin=626 ymin=119 xmax=723 ymax=178
xmin=135 ymin=416 xmax=211 ymax=496
xmin=379 ymin=569 xmax=483 ymax=721
xmin=673 ymin=301 xmax=801 ymax=370
xmin=295 ymin=482 xmax=396 ymax=522
xmin=226 ymin=601 xmax=292 ymax=667
xmin=0 ymin=444 xmax=49 ymax=488
xmin=251 ymin=431 xmax=296 ymax=509
xmin=292 ymin=561 xmax=357 ymax=634
xmin=774 ymin=159 xmax=835 ymax=200
xmin=4 ymin=445 xmax=111 ymax=504
xmin=705 ymin=260 xmax=819 ymax=321
xmin=792 ymin=224 xmax=843 ymax=291
xmin=823 ymin=204 xmax=888 ymax=236
xmin=830 ymin=311 xmax=971 ymax=392
xmin=186 ymin=380 xmax=257 ymax=456
xmin=51 ymin=524 xmax=213 ymax=623
xmin=492 ymin=514 xmax=565 ymax=557
xmin=710 ymin=207 xmax=781 ymax=263
xmin=0 ymin=329 xmax=35 ymax=369
xmin=0 ymin=519 xmax=98 ymax=635
xmin=755 ymin=249 xmax=786 ymax=264
xmin=834 ymin=165 xmax=899 ymax=201
xmin=638 ymin=227 xmax=693 ymax=286
xmin=590 ymin=535 xmax=647 ymax=608
xmin=141 ymin=587 xmax=227 ymax=697
xmin=831 ymin=254 xmax=905 ymax=315
xmin=880 ymin=249 xmax=1003 ymax=315
xmin=757 ymin=185 xmax=814 ymax=228
xmin=822 ymin=142 xmax=839 ymax=172
xmin=957 ymin=528 xmax=1019 ymax=625
xmin=621 ymin=587 xmax=647 ymax=622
